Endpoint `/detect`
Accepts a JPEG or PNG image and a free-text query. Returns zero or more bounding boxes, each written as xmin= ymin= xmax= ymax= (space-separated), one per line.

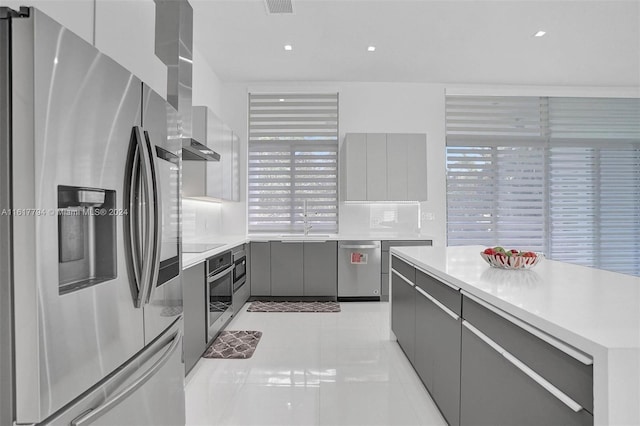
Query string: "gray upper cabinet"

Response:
xmin=366 ymin=134 xmax=388 ymax=201
xmin=386 ymin=134 xmax=409 ymax=200
xmin=343 ymin=133 xmax=367 ymax=201
xmin=342 ymin=133 xmax=427 ymax=201
xmin=271 ymin=242 xmax=304 ymax=296
xmin=183 ymin=106 xmax=240 ymax=201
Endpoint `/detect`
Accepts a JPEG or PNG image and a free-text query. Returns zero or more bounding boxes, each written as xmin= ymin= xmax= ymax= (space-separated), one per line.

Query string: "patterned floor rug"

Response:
xmin=202 ymin=331 xmax=263 ymax=359
xmin=247 ymin=301 xmax=341 ymax=313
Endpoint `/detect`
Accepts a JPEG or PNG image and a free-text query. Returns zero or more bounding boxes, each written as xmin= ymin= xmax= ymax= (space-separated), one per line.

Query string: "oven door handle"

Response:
xmin=208 ymin=265 xmax=234 ymax=283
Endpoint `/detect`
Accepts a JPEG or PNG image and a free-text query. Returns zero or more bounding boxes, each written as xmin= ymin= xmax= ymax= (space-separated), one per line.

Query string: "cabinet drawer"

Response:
xmin=416 ymin=270 xmax=461 ymax=316
xmin=462 ymin=296 xmax=593 ymax=413
xmin=461 ymin=325 xmax=593 ymax=426
xmin=391 ymin=256 xmax=415 ymax=283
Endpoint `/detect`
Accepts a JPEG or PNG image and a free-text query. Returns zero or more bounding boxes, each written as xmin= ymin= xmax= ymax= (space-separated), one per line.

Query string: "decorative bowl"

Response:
xmin=480 ymin=251 xmax=544 ymax=270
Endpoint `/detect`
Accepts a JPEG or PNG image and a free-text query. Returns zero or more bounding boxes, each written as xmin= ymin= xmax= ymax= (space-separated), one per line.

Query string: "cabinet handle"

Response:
xmin=462 ymin=321 xmax=584 ymax=413
xmin=391 ymin=269 xmax=414 ymax=287
xmin=340 ymin=244 xmax=380 ymax=249
xmin=415 ymin=286 xmax=459 ymax=321
xmin=461 ymin=291 xmax=593 ymax=366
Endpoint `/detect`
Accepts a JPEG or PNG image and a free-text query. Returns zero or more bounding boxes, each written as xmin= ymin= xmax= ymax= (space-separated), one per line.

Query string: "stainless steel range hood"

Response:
xmin=182 ymin=138 xmax=220 ymax=161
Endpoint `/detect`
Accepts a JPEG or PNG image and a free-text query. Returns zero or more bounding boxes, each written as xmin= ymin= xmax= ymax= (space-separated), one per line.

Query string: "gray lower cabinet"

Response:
xmin=391 ymin=255 xmax=593 ymax=426
xmin=460 ymin=323 xmax=593 ymax=426
xmin=391 ymin=263 xmax=415 ymax=363
xmin=251 ymin=241 xmax=337 ymax=298
xmin=382 ymin=240 xmax=431 ymax=301
xmin=183 ymin=262 xmax=206 ymax=374
xmin=270 ymin=242 xmax=304 ymax=296
xmin=250 ymin=242 xmax=271 ymax=296
xmin=303 ymin=241 xmax=337 ymax=297
xmin=414 ymin=278 xmax=461 ymax=426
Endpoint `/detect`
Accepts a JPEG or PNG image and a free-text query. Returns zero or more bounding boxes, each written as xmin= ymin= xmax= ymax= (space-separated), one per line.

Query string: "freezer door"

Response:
xmin=141 ymin=84 xmax=183 ymax=344
xmin=11 ymin=9 xmax=144 ymax=422
xmin=43 ymin=320 xmax=185 ymax=426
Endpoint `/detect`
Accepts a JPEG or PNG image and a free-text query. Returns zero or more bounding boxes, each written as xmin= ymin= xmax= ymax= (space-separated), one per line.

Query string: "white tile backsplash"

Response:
xmin=339 ymin=202 xmax=421 ymax=235
xmin=182 ymin=199 xmax=222 ymax=242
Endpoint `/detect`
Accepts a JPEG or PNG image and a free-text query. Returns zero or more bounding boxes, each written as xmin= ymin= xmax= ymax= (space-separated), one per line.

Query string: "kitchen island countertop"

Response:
xmin=390 ymin=245 xmax=640 ymax=426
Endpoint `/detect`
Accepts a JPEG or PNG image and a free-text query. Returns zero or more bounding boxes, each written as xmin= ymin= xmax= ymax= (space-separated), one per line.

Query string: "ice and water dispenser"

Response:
xmin=58 ymin=185 xmax=116 ymax=294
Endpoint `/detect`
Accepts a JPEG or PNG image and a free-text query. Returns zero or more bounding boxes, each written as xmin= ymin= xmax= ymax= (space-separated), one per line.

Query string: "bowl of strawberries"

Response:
xmin=480 ymin=247 xmax=544 ymax=270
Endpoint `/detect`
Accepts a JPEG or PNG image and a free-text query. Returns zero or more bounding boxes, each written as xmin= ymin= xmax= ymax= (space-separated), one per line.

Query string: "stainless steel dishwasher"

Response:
xmin=338 ymin=241 xmax=382 ymax=300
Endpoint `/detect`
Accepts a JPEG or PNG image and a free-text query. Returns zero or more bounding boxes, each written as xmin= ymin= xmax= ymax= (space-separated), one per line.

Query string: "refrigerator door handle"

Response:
xmin=126 ymin=127 xmax=149 ymax=308
xmin=142 ymin=130 xmax=161 ymax=304
xmin=70 ymin=330 xmax=182 ymax=426
xmin=133 ymin=126 xmax=156 ymax=308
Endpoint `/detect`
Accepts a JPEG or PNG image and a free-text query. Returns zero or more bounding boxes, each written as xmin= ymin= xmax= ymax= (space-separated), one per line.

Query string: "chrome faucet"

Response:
xmin=302 ymin=200 xmax=315 ymax=236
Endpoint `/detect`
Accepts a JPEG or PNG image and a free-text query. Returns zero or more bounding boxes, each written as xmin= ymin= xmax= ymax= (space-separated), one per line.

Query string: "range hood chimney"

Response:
xmin=154 ymin=0 xmax=193 ymax=145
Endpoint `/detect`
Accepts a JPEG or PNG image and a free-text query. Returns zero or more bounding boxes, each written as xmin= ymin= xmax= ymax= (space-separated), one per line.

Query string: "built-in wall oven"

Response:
xmin=206 ymin=250 xmax=233 ymax=343
xmin=233 ymin=246 xmax=246 ymax=293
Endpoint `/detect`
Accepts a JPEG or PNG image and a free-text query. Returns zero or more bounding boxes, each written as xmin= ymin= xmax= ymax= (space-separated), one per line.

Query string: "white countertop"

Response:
xmin=182 ymin=233 xmax=434 ymax=270
xmin=390 ymin=245 xmax=640 ymax=425
xmin=182 ymin=235 xmax=247 ymax=269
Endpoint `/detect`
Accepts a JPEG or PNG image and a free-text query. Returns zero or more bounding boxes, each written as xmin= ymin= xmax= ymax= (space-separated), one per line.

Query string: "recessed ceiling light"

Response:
xmin=284 ymin=44 xmax=293 ymax=51
xmin=367 ymin=46 xmax=376 ymax=52
xmin=534 ymin=30 xmax=546 ymax=37
xmin=279 ymin=98 xmax=285 ymax=102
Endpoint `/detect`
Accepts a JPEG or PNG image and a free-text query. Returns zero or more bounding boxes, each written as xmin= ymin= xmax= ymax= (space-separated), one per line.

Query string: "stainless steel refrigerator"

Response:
xmin=0 ymin=7 xmax=185 ymax=425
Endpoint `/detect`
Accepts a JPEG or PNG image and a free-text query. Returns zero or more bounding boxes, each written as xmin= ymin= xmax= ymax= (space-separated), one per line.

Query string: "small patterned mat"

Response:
xmin=202 ymin=331 xmax=262 ymax=359
xmin=247 ymin=301 xmax=341 ymax=313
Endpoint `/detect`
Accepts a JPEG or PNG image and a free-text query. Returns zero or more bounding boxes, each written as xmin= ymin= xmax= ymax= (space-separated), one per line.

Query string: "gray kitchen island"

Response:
xmin=390 ymin=245 xmax=640 ymax=426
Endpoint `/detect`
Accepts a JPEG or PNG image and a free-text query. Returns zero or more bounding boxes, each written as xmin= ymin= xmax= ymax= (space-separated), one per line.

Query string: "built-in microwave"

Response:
xmin=232 ymin=247 xmax=246 ymax=293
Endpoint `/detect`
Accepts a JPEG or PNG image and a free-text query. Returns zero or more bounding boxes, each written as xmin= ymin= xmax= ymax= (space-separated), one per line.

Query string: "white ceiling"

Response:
xmin=191 ymin=0 xmax=640 ymax=87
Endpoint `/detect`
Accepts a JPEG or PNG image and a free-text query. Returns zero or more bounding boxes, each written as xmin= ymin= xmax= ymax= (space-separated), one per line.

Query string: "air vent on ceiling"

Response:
xmin=264 ymin=0 xmax=293 ymax=14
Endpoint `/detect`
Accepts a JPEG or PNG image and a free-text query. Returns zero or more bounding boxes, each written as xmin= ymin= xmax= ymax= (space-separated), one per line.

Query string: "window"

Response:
xmin=446 ymin=95 xmax=640 ymax=276
xmin=248 ymin=93 xmax=339 ymax=234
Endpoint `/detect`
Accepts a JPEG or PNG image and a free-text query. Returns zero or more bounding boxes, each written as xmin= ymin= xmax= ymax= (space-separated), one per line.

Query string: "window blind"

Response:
xmin=446 ymin=95 xmax=640 ymax=276
xmin=248 ymin=93 xmax=339 ymax=233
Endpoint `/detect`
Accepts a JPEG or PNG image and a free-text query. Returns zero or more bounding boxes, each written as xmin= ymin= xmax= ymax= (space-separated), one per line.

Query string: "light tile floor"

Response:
xmin=185 ymin=302 xmax=447 ymax=426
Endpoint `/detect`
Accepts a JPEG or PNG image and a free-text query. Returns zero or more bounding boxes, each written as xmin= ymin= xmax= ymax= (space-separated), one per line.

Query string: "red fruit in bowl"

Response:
xmin=509 ymin=249 xmax=519 ymax=255
xmin=483 ymin=248 xmax=496 ymax=255
xmin=523 ymin=251 xmax=537 ymax=258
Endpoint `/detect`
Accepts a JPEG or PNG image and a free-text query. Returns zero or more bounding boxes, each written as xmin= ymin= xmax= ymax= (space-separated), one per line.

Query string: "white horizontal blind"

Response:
xmin=446 ymin=97 xmax=548 ymax=252
xmin=446 ymin=95 xmax=640 ymax=276
xmin=248 ymin=93 xmax=338 ymax=233
xmin=548 ymin=98 xmax=640 ymax=276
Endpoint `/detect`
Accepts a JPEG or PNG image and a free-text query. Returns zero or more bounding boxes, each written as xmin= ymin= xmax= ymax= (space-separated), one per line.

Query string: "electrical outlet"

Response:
xmin=422 ymin=212 xmax=435 ymax=221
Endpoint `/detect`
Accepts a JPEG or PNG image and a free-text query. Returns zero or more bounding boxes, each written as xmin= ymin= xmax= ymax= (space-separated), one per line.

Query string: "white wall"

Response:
xmin=222 ymin=81 xmax=448 ymax=245
xmin=1 ymin=0 xmax=95 ymax=43
xmin=220 ymin=81 xmax=640 ymax=245
xmin=192 ymin=47 xmax=222 ymax=116
xmin=94 ymin=0 xmax=167 ymax=98
xmin=182 ymin=46 xmax=245 ymax=239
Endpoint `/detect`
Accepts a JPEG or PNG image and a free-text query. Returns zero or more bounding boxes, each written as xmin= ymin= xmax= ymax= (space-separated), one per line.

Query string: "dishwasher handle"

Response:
xmin=339 ymin=244 xmax=380 ymax=250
